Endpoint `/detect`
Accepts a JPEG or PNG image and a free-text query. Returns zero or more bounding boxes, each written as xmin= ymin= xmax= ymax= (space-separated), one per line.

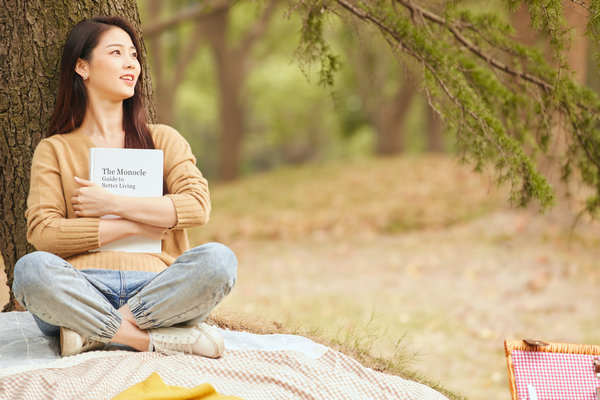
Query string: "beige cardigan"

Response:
xmin=25 ymin=124 xmax=210 ymax=272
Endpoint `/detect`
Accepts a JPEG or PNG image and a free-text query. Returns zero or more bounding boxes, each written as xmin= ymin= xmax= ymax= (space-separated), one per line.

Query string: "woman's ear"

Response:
xmin=75 ymin=58 xmax=89 ymax=81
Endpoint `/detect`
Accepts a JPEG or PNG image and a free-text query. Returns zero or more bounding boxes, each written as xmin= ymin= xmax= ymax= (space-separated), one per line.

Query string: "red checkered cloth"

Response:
xmin=511 ymin=349 xmax=600 ymax=399
xmin=0 ymin=348 xmax=446 ymax=400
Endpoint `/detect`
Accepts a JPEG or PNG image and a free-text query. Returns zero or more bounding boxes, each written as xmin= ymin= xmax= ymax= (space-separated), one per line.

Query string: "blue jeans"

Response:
xmin=12 ymin=243 xmax=237 ymax=342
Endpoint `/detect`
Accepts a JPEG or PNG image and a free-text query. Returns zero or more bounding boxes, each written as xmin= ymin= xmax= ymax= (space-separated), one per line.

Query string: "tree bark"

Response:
xmin=0 ymin=0 xmax=154 ymax=311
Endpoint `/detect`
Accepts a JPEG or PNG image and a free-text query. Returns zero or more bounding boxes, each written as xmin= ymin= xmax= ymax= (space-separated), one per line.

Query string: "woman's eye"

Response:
xmin=131 ymin=52 xmax=138 ymax=58
xmin=111 ymin=50 xmax=121 ymax=55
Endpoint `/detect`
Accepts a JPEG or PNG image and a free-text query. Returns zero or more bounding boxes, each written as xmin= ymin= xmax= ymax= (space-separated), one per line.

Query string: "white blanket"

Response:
xmin=0 ymin=312 xmax=448 ymax=400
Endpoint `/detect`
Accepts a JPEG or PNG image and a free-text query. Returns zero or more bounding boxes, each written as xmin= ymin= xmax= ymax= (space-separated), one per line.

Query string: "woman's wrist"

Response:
xmin=109 ymin=194 xmax=125 ymax=218
xmin=105 ymin=195 xmax=177 ymax=228
xmin=98 ymin=218 xmax=140 ymax=246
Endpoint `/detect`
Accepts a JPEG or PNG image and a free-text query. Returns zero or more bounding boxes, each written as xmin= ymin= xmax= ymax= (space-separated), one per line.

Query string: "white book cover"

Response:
xmin=89 ymin=148 xmax=164 ymax=253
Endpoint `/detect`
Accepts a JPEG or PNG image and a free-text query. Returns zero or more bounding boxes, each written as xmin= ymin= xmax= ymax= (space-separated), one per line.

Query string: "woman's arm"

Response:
xmin=98 ymin=218 xmax=169 ymax=245
xmin=72 ymin=176 xmax=177 ymax=228
xmin=26 ymin=141 xmax=101 ymax=256
xmin=73 ymin=126 xmax=211 ymax=229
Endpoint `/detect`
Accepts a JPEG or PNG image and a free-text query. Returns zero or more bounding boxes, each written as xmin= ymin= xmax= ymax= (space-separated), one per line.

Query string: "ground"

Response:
xmin=209 ymin=205 xmax=600 ymax=399
xmin=3 ymin=154 xmax=600 ymax=399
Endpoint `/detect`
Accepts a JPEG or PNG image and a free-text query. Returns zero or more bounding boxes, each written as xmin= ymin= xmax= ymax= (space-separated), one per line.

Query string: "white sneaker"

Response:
xmin=60 ymin=327 xmax=105 ymax=357
xmin=148 ymin=322 xmax=224 ymax=358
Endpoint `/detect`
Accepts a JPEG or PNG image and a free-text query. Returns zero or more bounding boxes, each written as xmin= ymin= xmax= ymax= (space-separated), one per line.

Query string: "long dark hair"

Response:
xmin=46 ymin=16 xmax=154 ymax=151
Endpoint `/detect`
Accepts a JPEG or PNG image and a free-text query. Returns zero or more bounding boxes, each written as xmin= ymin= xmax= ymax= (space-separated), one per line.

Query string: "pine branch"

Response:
xmin=391 ymin=0 xmax=554 ymax=92
xmin=567 ymin=0 xmax=590 ymax=11
xmin=296 ymin=0 xmax=598 ymax=211
xmin=334 ymin=0 xmax=521 ymax=191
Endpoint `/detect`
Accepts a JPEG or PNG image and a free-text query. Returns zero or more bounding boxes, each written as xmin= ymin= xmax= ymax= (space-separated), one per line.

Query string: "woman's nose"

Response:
xmin=124 ymin=56 xmax=136 ymax=69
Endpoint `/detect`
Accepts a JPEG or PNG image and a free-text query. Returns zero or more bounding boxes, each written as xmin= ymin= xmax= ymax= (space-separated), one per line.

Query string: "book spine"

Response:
xmin=89 ymin=148 xmax=95 ymax=181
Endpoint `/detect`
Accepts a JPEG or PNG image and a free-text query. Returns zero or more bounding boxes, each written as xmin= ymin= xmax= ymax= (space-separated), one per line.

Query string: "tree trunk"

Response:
xmin=143 ymin=0 xmax=206 ymax=126
xmin=142 ymin=0 xmax=277 ymax=180
xmin=0 ymin=0 xmax=154 ymax=311
xmin=563 ymin=3 xmax=588 ymax=85
xmin=341 ymin=25 xmax=416 ymax=156
xmin=203 ymin=8 xmax=246 ymax=181
xmin=374 ymin=80 xmax=415 ymax=155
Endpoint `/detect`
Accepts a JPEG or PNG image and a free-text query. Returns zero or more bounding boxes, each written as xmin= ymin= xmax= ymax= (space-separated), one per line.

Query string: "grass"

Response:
xmin=191 ymin=154 xmax=505 ymax=244
xmin=211 ymin=310 xmax=467 ymax=400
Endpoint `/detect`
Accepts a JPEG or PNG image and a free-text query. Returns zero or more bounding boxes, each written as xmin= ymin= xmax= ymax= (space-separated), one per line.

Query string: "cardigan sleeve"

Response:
xmin=154 ymin=125 xmax=211 ymax=229
xmin=25 ymin=140 xmax=100 ymax=257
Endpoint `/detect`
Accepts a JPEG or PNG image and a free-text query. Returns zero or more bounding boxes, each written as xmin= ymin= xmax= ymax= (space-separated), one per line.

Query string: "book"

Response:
xmin=89 ymin=148 xmax=164 ymax=253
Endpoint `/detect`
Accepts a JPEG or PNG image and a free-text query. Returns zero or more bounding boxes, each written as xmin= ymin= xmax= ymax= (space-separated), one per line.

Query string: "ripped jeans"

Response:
xmin=12 ymin=243 xmax=237 ymax=342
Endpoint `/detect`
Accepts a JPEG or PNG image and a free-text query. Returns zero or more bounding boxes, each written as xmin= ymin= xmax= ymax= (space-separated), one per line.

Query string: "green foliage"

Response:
xmin=294 ymin=1 xmax=342 ymax=87
xmin=289 ymin=0 xmax=600 ymax=215
xmin=141 ymin=0 xmax=600 ymax=213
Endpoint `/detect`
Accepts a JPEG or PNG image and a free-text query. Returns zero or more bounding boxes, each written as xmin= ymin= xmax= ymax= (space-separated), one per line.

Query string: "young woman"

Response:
xmin=12 ymin=16 xmax=237 ymax=358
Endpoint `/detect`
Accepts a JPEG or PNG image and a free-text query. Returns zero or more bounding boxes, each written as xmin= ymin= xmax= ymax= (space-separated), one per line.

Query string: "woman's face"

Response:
xmin=79 ymin=27 xmax=141 ymax=102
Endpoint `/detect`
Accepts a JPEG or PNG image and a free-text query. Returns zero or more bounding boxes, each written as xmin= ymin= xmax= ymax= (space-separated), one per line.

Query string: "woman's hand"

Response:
xmin=72 ymin=176 xmax=116 ymax=217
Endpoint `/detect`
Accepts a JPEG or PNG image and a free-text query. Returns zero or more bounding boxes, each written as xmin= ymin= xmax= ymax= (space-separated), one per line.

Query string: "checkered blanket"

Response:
xmin=0 ymin=312 xmax=447 ymax=400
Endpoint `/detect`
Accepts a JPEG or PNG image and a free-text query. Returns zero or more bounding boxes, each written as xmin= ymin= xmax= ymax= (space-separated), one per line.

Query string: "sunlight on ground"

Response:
xmin=210 ymin=208 xmax=600 ymax=400
xmin=195 ymin=155 xmax=600 ymax=400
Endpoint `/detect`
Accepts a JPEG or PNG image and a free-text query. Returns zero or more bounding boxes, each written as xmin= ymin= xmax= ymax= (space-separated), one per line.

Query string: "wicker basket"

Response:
xmin=505 ymin=339 xmax=600 ymax=399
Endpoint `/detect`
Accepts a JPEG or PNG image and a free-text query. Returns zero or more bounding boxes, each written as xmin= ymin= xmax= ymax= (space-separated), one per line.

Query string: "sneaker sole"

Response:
xmin=60 ymin=327 xmax=78 ymax=357
xmin=195 ymin=324 xmax=224 ymax=358
xmin=60 ymin=327 xmax=104 ymax=357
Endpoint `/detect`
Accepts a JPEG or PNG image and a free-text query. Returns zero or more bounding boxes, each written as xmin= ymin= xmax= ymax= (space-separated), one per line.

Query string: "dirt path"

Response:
xmin=215 ymin=206 xmax=600 ymax=399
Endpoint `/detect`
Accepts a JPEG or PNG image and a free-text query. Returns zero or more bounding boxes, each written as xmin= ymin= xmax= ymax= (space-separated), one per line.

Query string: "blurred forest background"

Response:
xmin=139 ymin=1 xmax=600 ymax=399
xmin=139 ymin=0 xmax=451 ymax=181
xmin=138 ymin=0 xmax=597 ymax=182
xmin=4 ymin=0 xmax=600 ymax=399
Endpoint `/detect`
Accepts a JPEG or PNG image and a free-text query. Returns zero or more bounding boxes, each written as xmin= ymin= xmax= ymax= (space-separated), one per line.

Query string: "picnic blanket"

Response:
xmin=0 ymin=312 xmax=447 ymax=400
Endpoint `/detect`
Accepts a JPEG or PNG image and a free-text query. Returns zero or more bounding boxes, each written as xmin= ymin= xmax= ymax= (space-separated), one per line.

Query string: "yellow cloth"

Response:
xmin=112 ymin=372 xmax=244 ymax=400
xmin=26 ymin=124 xmax=211 ymax=272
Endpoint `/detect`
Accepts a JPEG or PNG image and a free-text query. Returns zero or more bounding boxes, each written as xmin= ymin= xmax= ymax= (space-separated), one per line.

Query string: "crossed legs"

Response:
xmin=13 ymin=243 xmax=237 ymax=353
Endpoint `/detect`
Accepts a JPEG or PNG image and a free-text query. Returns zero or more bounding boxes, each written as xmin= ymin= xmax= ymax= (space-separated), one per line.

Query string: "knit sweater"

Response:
xmin=25 ymin=124 xmax=211 ymax=272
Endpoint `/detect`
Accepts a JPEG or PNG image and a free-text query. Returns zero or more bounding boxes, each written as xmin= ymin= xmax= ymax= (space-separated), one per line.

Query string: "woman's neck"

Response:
xmin=80 ymin=95 xmax=125 ymax=148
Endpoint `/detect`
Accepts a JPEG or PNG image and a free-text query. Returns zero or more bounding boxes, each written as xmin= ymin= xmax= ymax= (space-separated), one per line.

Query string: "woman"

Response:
xmin=12 ymin=16 xmax=237 ymax=358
